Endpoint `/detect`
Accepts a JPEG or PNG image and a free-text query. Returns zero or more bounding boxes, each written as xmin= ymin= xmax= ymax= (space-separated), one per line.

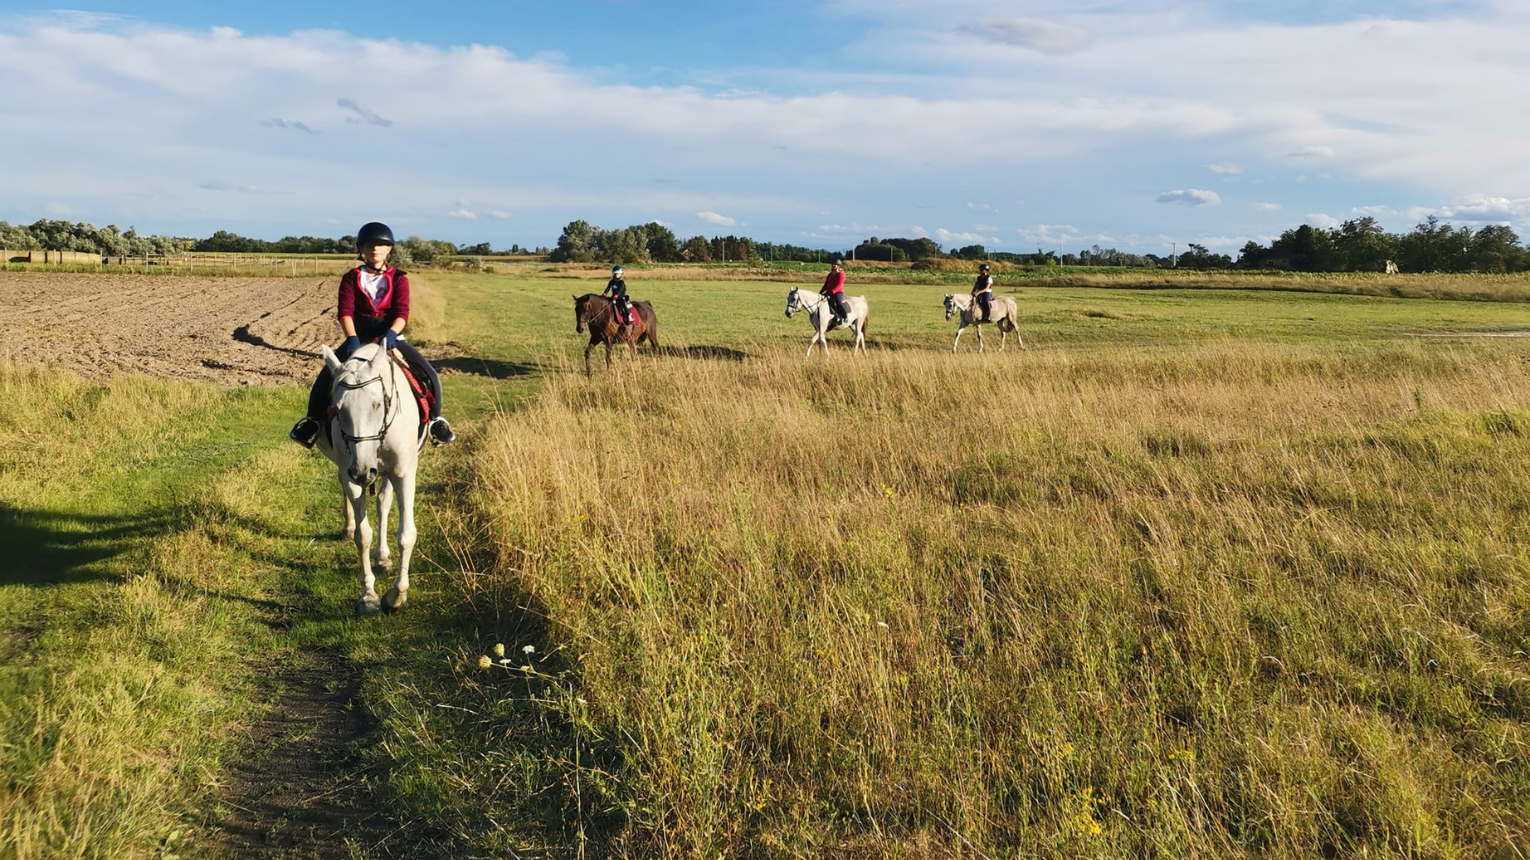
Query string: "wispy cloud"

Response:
xmin=1156 ymin=189 xmax=1221 ymax=207
xmin=1286 ymin=145 xmax=1335 ymax=160
xmin=260 ymin=118 xmax=319 ymax=134
xmin=958 ymin=18 xmax=1092 ymax=55
xmin=337 ymin=98 xmax=393 ymax=127
xmin=1251 ymin=201 xmax=1282 ymax=212
xmin=1206 ymin=162 xmax=1242 ymax=175
xmin=1306 ymin=213 xmax=1340 ymax=229
xmin=448 ymin=209 xmax=477 ymax=220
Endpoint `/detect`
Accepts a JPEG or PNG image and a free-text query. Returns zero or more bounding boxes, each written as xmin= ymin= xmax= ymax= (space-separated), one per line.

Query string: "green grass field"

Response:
xmin=2 ymin=271 xmax=1528 ymax=858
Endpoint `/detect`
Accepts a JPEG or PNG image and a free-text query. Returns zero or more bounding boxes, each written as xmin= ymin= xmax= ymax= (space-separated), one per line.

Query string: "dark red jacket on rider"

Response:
xmin=821 ymin=269 xmax=845 ymax=295
xmin=336 ymin=266 xmax=410 ymax=339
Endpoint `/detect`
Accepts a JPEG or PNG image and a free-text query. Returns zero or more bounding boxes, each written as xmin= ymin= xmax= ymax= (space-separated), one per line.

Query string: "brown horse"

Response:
xmin=573 ymin=293 xmax=660 ymax=375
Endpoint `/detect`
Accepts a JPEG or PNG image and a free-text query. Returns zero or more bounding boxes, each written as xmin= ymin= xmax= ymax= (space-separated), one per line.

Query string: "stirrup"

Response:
xmin=289 ymin=417 xmax=318 ymax=449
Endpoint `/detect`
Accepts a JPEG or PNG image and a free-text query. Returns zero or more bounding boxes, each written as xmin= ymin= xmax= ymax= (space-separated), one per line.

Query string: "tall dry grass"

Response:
xmin=464 ymin=341 xmax=1530 ymax=858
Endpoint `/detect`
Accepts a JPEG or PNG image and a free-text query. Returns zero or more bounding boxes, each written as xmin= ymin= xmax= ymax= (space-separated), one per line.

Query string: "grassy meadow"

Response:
xmin=377 ymin=272 xmax=1530 ymax=857
xmin=1 ymin=268 xmax=1527 ymax=858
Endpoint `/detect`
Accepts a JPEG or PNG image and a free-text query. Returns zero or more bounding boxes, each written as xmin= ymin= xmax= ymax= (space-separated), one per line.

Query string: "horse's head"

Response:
xmin=943 ymin=294 xmax=956 ymax=321
xmin=785 ymin=288 xmax=801 ymax=318
xmin=324 ymin=343 xmax=394 ymax=486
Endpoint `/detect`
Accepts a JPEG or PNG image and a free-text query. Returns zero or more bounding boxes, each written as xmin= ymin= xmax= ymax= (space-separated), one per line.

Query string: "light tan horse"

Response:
xmin=785 ymin=287 xmax=869 ymax=357
xmin=944 ymin=293 xmax=1022 ymax=353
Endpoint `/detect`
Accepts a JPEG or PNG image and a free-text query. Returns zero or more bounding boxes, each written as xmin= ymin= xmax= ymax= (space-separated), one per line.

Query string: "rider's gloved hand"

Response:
xmin=338 ymin=335 xmax=362 ymax=360
xmin=384 ymin=329 xmax=399 ymax=351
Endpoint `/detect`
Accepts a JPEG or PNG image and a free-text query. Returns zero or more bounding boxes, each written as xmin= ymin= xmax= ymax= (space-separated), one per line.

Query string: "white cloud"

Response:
xmin=1306 ymin=213 xmax=1340 ymax=229
xmin=910 ymin=225 xmax=928 ymax=237
xmin=937 ymin=228 xmax=987 ymax=244
xmin=1017 ymin=224 xmax=1081 ymax=246
xmin=1156 ymin=189 xmax=1221 ymax=207
xmin=696 ymin=211 xmax=737 ymax=226
xmin=486 ymin=210 xmax=512 ymax=220
xmin=1206 ymin=162 xmax=1242 ymax=175
xmin=974 ymin=222 xmax=997 ymax=232
xmin=448 ymin=209 xmax=477 ymax=220
xmin=1436 ymin=196 xmax=1530 ymax=222
xmin=958 ymin=18 xmax=1093 ymax=55
xmin=1251 ymin=201 xmax=1282 ymax=212
xmin=967 ymin=202 xmax=993 ymax=212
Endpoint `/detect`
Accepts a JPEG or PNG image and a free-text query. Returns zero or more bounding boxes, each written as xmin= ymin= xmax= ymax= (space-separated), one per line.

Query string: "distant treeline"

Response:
xmin=9 ymin=215 xmax=1525 ymax=274
xmin=0 ymin=220 xmax=539 ymax=263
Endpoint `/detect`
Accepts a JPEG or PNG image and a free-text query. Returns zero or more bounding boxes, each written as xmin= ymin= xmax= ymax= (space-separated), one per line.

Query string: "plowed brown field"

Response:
xmin=0 ymin=273 xmax=338 ymax=384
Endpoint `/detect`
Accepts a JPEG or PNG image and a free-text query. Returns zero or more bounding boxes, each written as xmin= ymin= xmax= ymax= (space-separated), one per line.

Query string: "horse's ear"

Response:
xmin=321 ymin=344 xmax=344 ymax=375
xmin=572 ymin=294 xmax=580 ymax=300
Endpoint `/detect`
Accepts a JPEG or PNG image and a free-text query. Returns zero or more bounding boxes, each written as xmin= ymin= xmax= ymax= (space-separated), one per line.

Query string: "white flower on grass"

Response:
xmin=523 ymin=644 xmax=536 ymax=655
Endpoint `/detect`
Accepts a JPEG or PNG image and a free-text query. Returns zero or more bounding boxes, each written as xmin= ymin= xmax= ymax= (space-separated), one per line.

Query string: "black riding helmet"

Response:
xmin=357 ymin=222 xmax=396 ymax=248
xmin=979 ymin=263 xmax=991 ymax=272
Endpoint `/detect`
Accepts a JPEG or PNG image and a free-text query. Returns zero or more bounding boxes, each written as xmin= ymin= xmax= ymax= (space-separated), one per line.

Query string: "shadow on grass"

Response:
xmin=0 ymin=503 xmax=173 ymax=587
xmin=656 ymin=343 xmax=751 ymax=361
xmin=435 ymin=356 xmax=539 ymax=380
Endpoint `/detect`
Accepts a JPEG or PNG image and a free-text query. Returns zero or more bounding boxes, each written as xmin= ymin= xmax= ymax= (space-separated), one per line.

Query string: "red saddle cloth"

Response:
xmin=619 ymin=304 xmax=644 ymax=336
xmin=390 ymin=352 xmax=435 ymax=433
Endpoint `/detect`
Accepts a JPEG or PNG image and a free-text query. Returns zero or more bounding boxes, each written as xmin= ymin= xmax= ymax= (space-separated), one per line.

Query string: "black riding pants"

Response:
xmin=975 ymin=292 xmax=991 ymax=321
xmin=306 ymin=341 xmax=442 ymax=421
xmin=827 ymin=292 xmax=849 ymax=318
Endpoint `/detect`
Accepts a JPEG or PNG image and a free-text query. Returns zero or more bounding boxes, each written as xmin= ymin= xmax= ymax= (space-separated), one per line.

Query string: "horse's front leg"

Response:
xmin=374 ymin=478 xmax=394 ymax=572
xmin=604 ymin=340 xmax=613 ymax=370
xmin=976 ymin=325 xmax=986 ymax=354
xmin=347 ymin=480 xmax=381 ymax=614
xmin=952 ymin=323 xmax=966 ymax=353
xmin=584 ymin=342 xmax=595 ymax=377
xmin=382 ymin=469 xmax=416 ymax=613
xmin=336 ymin=466 xmax=356 ymax=540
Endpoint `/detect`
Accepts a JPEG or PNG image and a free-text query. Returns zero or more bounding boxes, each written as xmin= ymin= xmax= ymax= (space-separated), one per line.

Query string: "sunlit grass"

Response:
xmin=454 ymin=339 xmax=1530 ymax=857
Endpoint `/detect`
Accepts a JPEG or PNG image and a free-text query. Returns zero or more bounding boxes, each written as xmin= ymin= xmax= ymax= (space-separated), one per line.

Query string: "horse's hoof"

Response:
xmin=382 ymin=588 xmax=407 ymax=613
xmin=375 ymin=556 xmax=393 ymax=572
xmin=337 ymin=529 xmax=354 ymax=542
xmin=356 ymin=595 xmax=382 ymax=616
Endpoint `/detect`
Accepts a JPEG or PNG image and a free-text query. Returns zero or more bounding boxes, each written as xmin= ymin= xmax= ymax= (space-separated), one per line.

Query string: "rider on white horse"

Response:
xmin=290 ymin=221 xmax=454 ymax=448
xmin=972 ymin=262 xmax=994 ymax=322
xmin=821 ymin=257 xmax=851 ymax=328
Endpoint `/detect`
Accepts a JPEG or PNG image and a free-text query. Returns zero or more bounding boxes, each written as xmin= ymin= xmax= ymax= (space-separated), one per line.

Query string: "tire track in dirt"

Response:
xmin=0 ymin=273 xmax=336 ymax=385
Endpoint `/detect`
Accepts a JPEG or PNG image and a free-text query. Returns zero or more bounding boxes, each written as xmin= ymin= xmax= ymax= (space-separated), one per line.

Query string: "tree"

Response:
xmin=1468 ymin=224 xmax=1522 ymax=273
xmin=1268 ymin=224 xmax=1337 ymax=271
xmin=681 ymin=235 xmax=712 ymax=262
xmin=549 ymin=220 xmax=598 ymax=263
xmin=1332 ymin=217 xmax=1396 ymax=272
xmin=644 ymin=222 xmax=681 ymax=262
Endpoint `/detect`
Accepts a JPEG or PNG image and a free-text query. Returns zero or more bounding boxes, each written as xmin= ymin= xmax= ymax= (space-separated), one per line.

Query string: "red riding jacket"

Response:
xmin=821 ymin=269 xmax=845 ymax=295
xmin=337 ymin=266 xmax=410 ymax=339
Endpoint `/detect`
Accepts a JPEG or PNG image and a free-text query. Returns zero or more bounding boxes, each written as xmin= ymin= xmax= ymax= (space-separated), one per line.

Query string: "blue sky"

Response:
xmin=2 ymin=0 xmax=1526 ymax=254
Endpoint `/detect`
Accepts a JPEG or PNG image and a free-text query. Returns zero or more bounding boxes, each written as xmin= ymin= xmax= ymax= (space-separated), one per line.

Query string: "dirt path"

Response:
xmin=0 ymin=273 xmax=336 ymax=385
xmin=210 ymin=648 xmax=397 ymax=859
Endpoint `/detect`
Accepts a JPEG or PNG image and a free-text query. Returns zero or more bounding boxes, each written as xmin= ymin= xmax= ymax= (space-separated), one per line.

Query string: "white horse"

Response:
xmin=944 ymin=293 xmax=1023 ymax=353
xmin=785 ymin=287 xmax=869 ymax=357
xmin=315 ymin=343 xmax=425 ymax=615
